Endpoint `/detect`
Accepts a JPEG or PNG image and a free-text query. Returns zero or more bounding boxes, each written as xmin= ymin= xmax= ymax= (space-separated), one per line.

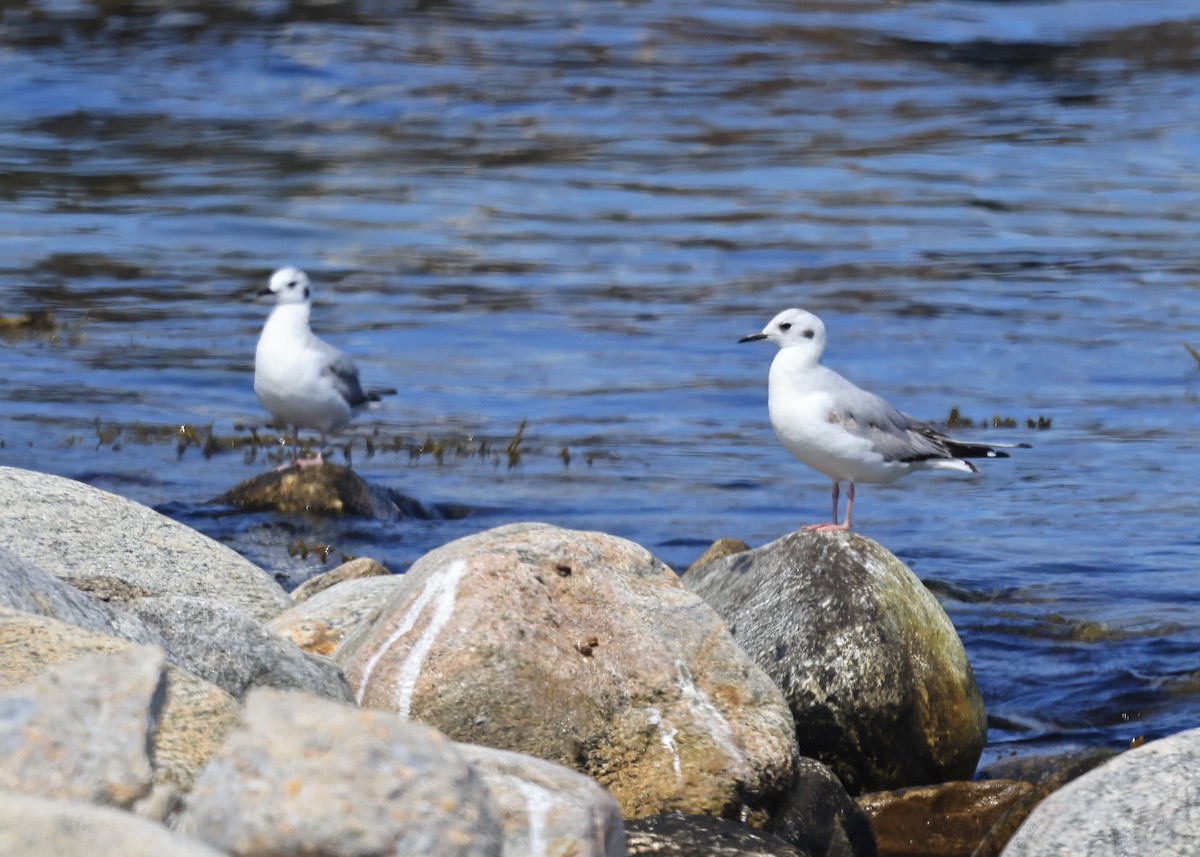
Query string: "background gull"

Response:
xmin=254 ymin=267 xmax=393 ymax=468
xmin=740 ymin=308 xmax=1027 ymax=531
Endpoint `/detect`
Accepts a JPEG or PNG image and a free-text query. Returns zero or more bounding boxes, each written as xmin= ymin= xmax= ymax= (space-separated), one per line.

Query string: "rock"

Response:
xmin=999 ymin=731 xmax=1200 ymax=857
xmin=0 ymin=465 xmax=289 ymax=621
xmin=772 ymin=757 xmax=877 ymax=857
xmin=178 ymin=687 xmax=504 ymax=857
xmin=291 ymin=556 xmax=391 ymax=602
xmin=268 ymin=575 xmax=402 ymax=656
xmin=685 ymin=538 xmax=751 ymax=576
xmin=129 ymin=595 xmax=351 ymax=701
xmin=457 ymin=743 xmax=626 ymax=857
xmin=213 ymin=463 xmax=431 ymax=518
xmin=626 ymin=813 xmax=805 ymax=856
xmin=0 ymin=546 xmax=166 ymax=647
xmin=0 ymin=607 xmax=240 ymax=793
xmin=0 ymin=792 xmax=227 ymax=857
xmin=0 ymin=646 xmax=164 ymax=816
xmin=856 ymin=780 xmax=1032 ymax=857
xmin=685 ymin=530 xmax=985 ymax=794
xmin=338 ymin=522 xmax=798 ymax=823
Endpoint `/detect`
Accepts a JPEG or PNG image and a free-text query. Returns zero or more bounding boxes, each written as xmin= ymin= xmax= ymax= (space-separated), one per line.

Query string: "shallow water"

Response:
xmin=2 ymin=0 xmax=1199 ymax=769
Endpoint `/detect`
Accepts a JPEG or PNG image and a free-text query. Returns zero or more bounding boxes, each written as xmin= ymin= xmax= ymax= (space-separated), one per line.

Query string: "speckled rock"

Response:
xmin=685 ymin=538 xmax=751 ymax=576
xmin=129 ymin=596 xmax=351 ymax=701
xmin=857 ymin=780 xmax=1032 ymax=857
xmin=0 ymin=607 xmax=240 ymax=793
xmin=685 ymin=530 xmax=985 ymax=794
xmin=177 ymin=687 xmax=504 ymax=857
xmin=1001 ymin=730 xmax=1200 ymax=857
xmin=458 ymin=743 xmax=626 ymax=857
xmin=338 ymin=522 xmax=798 ymax=823
xmin=0 ymin=466 xmax=289 ymax=621
xmin=0 ymin=792 xmax=227 ymax=857
xmin=626 ymin=814 xmax=805 ymax=856
xmin=291 ymin=556 xmax=391 ymax=602
xmin=268 ymin=575 xmax=402 ymax=657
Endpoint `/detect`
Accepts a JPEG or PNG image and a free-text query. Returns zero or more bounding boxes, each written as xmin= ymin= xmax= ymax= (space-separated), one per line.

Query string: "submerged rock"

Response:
xmin=213 ymin=462 xmax=434 ymax=519
xmin=337 ymin=522 xmax=798 ymax=823
xmin=0 ymin=465 xmax=290 ymax=622
xmin=685 ymin=530 xmax=986 ymax=794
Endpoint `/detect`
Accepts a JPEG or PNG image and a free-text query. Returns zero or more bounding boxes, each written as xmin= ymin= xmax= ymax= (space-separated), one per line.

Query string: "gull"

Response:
xmin=254 ymin=267 xmax=392 ymax=468
xmin=739 ymin=308 xmax=1026 ymax=531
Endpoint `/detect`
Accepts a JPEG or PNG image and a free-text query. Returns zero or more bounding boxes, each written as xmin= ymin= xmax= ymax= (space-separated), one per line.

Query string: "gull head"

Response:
xmin=739 ymin=308 xmax=827 ymax=354
xmin=260 ymin=266 xmax=312 ymax=305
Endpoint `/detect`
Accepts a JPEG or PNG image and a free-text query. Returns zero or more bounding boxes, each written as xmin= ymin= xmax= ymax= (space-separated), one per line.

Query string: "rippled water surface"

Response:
xmin=2 ymin=0 xmax=1199 ymax=768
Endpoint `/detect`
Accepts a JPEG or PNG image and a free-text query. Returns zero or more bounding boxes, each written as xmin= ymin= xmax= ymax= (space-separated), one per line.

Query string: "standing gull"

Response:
xmin=739 ymin=308 xmax=1026 ymax=531
xmin=254 ymin=266 xmax=391 ymax=467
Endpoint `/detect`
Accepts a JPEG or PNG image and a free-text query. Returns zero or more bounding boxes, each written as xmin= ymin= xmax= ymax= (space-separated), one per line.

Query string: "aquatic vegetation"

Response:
xmin=946 ymin=407 xmax=1051 ymax=432
xmin=1185 ymin=343 xmax=1200 ymax=367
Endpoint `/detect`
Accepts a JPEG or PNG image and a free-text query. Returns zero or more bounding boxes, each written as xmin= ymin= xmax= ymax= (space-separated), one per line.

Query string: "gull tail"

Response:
xmin=943 ymin=439 xmax=1031 ymax=461
xmin=366 ymin=387 xmax=397 ymax=403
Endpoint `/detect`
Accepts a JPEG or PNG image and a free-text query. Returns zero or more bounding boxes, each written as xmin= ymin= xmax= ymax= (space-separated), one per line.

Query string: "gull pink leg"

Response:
xmin=804 ymin=480 xmax=853 ymax=532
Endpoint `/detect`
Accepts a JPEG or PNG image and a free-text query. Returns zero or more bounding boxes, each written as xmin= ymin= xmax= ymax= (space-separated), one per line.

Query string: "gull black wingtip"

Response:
xmin=738 ymin=332 xmax=768 ymax=343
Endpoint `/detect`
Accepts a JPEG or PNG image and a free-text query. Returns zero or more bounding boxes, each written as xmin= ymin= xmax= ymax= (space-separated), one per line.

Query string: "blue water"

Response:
xmin=2 ymin=0 xmax=1198 ymax=770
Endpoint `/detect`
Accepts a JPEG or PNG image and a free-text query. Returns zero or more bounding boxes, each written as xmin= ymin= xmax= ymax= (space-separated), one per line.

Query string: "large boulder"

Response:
xmin=0 ymin=608 xmax=240 ymax=793
xmin=0 ymin=466 xmax=289 ymax=621
xmin=686 ymin=530 xmax=985 ymax=794
xmin=1001 ymin=729 xmax=1200 ymax=857
xmin=129 ymin=595 xmax=351 ymax=701
xmin=177 ymin=687 xmax=505 ymax=857
xmin=0 ymin=792 xmax=226 ymax=857
xmin=337 ymin=522 xmax=798 ymax=822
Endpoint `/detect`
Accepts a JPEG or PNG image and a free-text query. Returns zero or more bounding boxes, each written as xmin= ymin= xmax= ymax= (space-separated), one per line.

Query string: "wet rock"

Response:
xmin=177 ymin=687 xmax=504 ymax=857
xmin=0 ymin=647 xmax=164 ymax=816
xmin=627 ymin=813 xmax=805 ymax=856
xmin=685 ymin=530 xmax=986 ymax=794
xmin=0 ymin=792 xmax=226 ymax=857
xmin=685 ymin=537 xmax=751 ymax=576
xmin=999 ymin=732 xmax=1198 ymax=857
xmin=268 ymin=575 xmax=403 ymax=657
xmin=291 ymin=556 xmax=391 ymax=602
xmin=0 ymin=546 xmax=167 ymax=646
xmin=0 ymin=465 xmax=290 ymax=622
xmin=213 ymin=462 xmax=431 ymax=518
xmin=338 ymin=522 xmax=798 ymax=822
xmin=129 ymin=595 xmax=351 ymax=701
xmin=0 ymin=608 xmax=240 ymax=793
xmin=856 ymin=780 xmax=1032 ymax=857
xmin=772 ymin=757 xmax=877 ymax=857
xmin=458 ymin=743 xmax=626 ymax=857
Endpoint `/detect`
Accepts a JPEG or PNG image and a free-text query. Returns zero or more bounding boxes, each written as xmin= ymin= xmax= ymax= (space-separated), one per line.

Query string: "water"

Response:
xmin=2 ymin=0 xmax=1198 ymax=770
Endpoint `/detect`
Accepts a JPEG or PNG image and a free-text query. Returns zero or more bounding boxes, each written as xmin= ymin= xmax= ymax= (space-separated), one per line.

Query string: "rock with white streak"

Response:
xmin=0 ymin=466 xmax=290 ymax=621
xmin=0 ymin=792 xmax=227 ymax=857
xmin=686 ymin=530 xmax=985 ymax=794
xmin=177 ymin=687 xmax=504 ymax=857
xmin=459 ymin=743 xmax=626 ymax=857
xmin=1001 ymin=729 xmax=1200 ymax=857
xmin=268 ymin=575 xmax=403 ymax=657
xmin=337 ymin=522 xmax=798 ymax=822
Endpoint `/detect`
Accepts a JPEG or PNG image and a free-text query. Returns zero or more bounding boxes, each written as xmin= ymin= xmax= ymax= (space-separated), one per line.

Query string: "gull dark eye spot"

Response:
xmin=287 ymin=280 xmax=298 ymax=289
xmin=779 ymin=322 xmax=792 ymax=331
xmin=803 ymin=329 xmax=815 ymax=339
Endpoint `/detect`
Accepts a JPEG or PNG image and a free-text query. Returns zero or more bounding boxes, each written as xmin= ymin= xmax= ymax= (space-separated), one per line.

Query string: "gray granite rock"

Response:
xmin=129 ymin=596 xmax=351 ymax=701
xmin=0 ymin=608 xmax=240 ymax=794
xmin=1001 ymin=729 xmax=1200 ymax=857
xmin=686 ymin=530 xmax=985 ymax=794
xmin=268 ymin=575 xmax=402 ymax=657
xmin=0 ymin=466 xmax=289 ymax=621
xmin=458 ymin=743 xmax=626 ymax=857
xmin=178 ymin=687 xmax=504 ymax=857
xmin=338 ymin=522 xmax=798 ymax=823
xmin=0 ymin=646 xmax=164 ymax=816
xmin=0 ymin=792 xmax=227 ymax=857
xmin=0 ymin=546 xmax=166 ymax=647
xmin=291 ymin=556 xmax=391 ymax=602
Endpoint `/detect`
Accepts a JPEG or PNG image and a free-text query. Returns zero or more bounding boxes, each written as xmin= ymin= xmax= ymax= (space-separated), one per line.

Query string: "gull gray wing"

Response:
xmin=826 ymin=380 xmax=962 ymax=464
xmin=315 ymin=340 xmax=371 ymax=408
